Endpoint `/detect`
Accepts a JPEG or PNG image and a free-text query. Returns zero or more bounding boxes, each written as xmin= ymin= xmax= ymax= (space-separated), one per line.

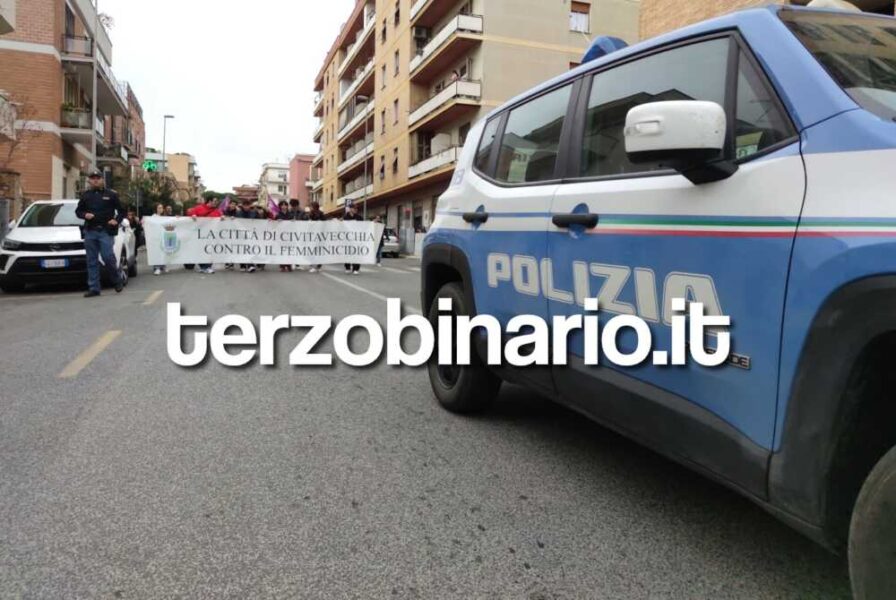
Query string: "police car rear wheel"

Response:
xmin=427 ymin=282 xmax=501 ymax=413
xmin=849 ymin=444 xmax=896 ymax=600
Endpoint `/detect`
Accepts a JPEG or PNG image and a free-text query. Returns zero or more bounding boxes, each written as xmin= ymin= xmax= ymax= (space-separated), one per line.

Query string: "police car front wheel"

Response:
xmin=849 ymin=444 xmax=896 ymax=600
xmin=427 ymin=282 xmax=501 ymax=413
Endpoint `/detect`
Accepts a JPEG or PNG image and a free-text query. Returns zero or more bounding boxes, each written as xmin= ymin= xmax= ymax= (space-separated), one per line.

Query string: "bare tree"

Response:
xmin=0 ymin=94 xmax=42 ymax=174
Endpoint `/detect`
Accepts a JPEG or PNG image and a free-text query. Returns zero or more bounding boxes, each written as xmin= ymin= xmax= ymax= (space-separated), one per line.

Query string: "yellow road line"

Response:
xmin=58 ymin=330 xmax=122 ymax=379
xmin=143 ymin=290 xmax=164 ymax=306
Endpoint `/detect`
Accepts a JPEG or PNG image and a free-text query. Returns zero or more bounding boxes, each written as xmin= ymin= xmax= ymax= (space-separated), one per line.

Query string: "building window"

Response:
xmin=379 ymin=155 xmax=386 ymax=180
xmin=570 ymin=1 xmax=590 ymax=33
xmin=393 ymin=99 xmax=399 ymax=124
xmin=394 ymin=49 xmax=400 ymax=75
xmin=394 ymin=1 xmax=400 ymax=25
xmin=381 ymin=65 xmax=387 ymax=88
xmin=382 ymin=19 xmax=387 ymax=43
xmin=392 ymin=147 xmax=399 ymax=174
xmin=381 ymin=109 xmax=386 ymax=134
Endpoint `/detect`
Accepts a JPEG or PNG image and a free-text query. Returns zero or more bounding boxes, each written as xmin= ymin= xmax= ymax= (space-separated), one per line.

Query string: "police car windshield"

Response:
xmin=18 ymin=203 xmax=81 ymax=227
xmin=782 ymin=10 xmax=896 ymax=121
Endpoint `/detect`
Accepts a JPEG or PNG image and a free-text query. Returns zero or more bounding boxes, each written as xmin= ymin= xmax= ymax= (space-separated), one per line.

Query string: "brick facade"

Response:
xmin=639 ymin=0 xmax=770 ymax=40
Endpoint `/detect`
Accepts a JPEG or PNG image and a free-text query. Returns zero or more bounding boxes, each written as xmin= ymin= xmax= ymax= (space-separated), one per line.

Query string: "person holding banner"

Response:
xmin=304 ymin=201 xmax=327 ymax=274
xmin=276 ymin=201 xmax=293 ymax=272
xmin=343 ymin=204 xmax=364 ymax=276
xmin=147 ymin=203 xmax=168 ymax=276
xmin=235 ymin=199 xmax=258 ymax=273
xmin=187 ymin=197 xmax=222 ymax=274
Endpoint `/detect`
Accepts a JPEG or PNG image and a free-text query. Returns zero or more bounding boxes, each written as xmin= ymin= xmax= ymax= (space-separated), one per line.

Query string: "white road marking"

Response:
xmin=319 ymin=272 xmax=421 ymax=315
xmin=58 ymin=330 xmax=122 ymax=379
xmin=381 ymin=267 xmax=410 ymax=274
xmin=143 ymin=290 xmax=164 ymax=306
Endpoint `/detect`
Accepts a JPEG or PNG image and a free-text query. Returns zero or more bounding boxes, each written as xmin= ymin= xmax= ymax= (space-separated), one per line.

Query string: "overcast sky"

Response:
xmin=100 ymin=0 xmax=354 ymax=192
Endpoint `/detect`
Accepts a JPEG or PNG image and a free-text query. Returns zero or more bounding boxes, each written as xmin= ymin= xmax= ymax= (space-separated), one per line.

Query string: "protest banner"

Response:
xmin=145 ymin=217 xmax=385 ymax=266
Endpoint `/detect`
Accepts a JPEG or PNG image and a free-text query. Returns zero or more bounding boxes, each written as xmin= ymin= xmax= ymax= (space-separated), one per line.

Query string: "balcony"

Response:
xmin=312 ymin=152 xmax=323 ymax=167
xmin=312 ymin=178 xmax=324 ymax=192
xmin=409 ymin=145 xmax=459 ymax=179
xmin=313 ymin=119 xmax=324 ymax=143
xmin=70 ymin=0 xmax=112 ymax=63
xmin=337 ymin=100 xmax=374 ymax=143
xmin=409 ymin=79 xmax=481 ymax=131
xmin=97 ymin=142 xmax=128 ymax=165
xmin=410 ymin=0 xmax=460 ymax=27
xmin=337 ymin=137 xmax=374 ymax=177
xmin=96 ymin=52 xmax=129 ymax=115
xmin=338 ymin=60 xmax=374 ymax=109
xmin=60 ymin=107 xmax=94 ymax=147
xmin=62 ymin=34 xmax=92 ymax=57
xmin=337 ymin=14 xmax=375 ymax=79
xmin=338 ymin=177 xmax=373 ymax=206
xmin=313 ymin=92 xmax=324 ymax=117
xmin=410 ymin=14 xmax=483 ymax=83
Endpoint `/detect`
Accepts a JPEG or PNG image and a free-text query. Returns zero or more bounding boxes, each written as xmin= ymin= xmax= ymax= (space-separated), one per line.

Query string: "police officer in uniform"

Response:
xmin=76 ymin=170 xmax=125 ymax=297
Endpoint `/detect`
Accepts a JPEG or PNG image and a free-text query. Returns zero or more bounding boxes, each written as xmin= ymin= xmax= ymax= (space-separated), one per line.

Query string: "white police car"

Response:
xmin=422 ymin=6 xmax=896 ymax=598
xmin=0 ymin=200 xmax=137 ymax=293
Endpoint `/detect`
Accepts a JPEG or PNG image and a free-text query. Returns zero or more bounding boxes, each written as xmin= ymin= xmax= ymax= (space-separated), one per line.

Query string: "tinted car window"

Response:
xmin=474 ymin=118 xmax=500 ymax=174
xmin=580 ymin=38 xmax=730 ymax=178
xmin=494 ymin=84 xmax=572 ymax=184
xmin=735 ymin=51 xmax=795 ymax=159
xmin=18 ymin=203 xmax=81 ymax=227
xmin=781 ymin=11 xmax=896 ymax=121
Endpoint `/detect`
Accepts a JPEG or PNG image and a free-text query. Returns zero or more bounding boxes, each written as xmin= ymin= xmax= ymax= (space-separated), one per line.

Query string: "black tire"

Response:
xmin=426 ymin=282 xmax=501 ymax=413
xmin=0 ymin=279 xmax=25 ymax=293
xmin=128 ymin=255 xmax=138 ymax=278
xmin=849 ymin=445 xmax=896 ymax=600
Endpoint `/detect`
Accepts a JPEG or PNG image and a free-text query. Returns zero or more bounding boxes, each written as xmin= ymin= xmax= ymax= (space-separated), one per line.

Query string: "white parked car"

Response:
xmin=0 ymin=199 xmax=136 ymax=293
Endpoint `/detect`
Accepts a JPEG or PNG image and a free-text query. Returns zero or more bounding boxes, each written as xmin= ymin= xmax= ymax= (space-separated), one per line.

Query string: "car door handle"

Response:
xmin=552 ymin=213 xmax=599 ymax=229
xmin=463 ymin=212 xmax=489 ymax=224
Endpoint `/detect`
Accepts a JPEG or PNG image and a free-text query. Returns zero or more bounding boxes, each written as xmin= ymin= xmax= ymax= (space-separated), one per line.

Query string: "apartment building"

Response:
xmin=288 ymin=153 xmax=315 ymax=206
xmin=0 ymin=0 xmax=136 ymax=214
xmin=259 ymin=162 xmax=289 ymax=201
xmin=167 ymin=152 xmax=203 ymax=203
xmin=640 ymin=0 xmax=895 ymax=39
xmin=311 ymin=0 xmax=640 ymax=230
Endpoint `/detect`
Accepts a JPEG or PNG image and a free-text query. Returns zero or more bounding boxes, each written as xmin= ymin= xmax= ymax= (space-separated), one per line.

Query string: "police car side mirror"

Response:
xmin=624 ymin=100 xmax=737 ymax=185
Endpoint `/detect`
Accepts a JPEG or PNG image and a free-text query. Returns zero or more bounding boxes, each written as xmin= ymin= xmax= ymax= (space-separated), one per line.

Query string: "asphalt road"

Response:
xmin=0 ymin=253 xmax=851 ymax=599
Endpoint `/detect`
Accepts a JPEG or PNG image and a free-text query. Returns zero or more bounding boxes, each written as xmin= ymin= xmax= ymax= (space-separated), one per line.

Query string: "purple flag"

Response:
xmin=219 ymin=195 xmax=231 ymax=213
xmin=267 ymin=193 xmax=279 ymax=217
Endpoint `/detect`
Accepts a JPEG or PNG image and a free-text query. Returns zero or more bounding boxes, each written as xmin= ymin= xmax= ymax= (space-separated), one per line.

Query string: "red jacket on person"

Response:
xmin=187 ymin=203 xmax=222 ymax=218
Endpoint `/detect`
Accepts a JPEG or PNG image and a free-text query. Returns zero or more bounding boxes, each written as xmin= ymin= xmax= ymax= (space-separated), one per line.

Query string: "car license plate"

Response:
xmin=40 ymin=258 xmax=68 ymax=269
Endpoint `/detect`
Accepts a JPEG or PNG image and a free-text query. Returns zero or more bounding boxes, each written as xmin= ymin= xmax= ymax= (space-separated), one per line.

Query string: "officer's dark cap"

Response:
xmin=88 ymin=170 xmax=103 ymax=178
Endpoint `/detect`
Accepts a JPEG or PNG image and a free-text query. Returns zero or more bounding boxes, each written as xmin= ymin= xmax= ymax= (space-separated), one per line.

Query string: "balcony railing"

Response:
xmin=337 ymin=139 xmax=374 ymax=175
xmin=313 ymin=120 xmax=324 ymax=141
xmin=410 ymin=0 xmax=427 ymax=21
xmin=409 ymin=79 xmax=481 ymax=126
xmin=338 ymin=60 xmax=374 ymax=108
xmin=60 ymin=108 xmax=92 ymax=129
xmin=409 ymin=145 xmax=459 ymax=178
xmin=337 ymin=101 xmax=374 ymax=141
xmin=339 ymin=176 xmax=373 ymax=205
xmin=410 ymin=14 xmax=483 ymax=73
xmin=98 ymin=142 xmax=128 ymax=163
xmin=338 ymin=13 xmax=375 ymax=76
xmin=94 ymin=115 xmax=105 ymax=138
xmin=62 ymin=34 xmax=92 ymax=57
xmin=96 ymin=52 xmax=129 ymax=111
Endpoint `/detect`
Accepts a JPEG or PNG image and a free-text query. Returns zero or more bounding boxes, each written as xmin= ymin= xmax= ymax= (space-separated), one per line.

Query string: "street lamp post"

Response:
xmin=161 ymin=114 xmax=174 ymax=173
